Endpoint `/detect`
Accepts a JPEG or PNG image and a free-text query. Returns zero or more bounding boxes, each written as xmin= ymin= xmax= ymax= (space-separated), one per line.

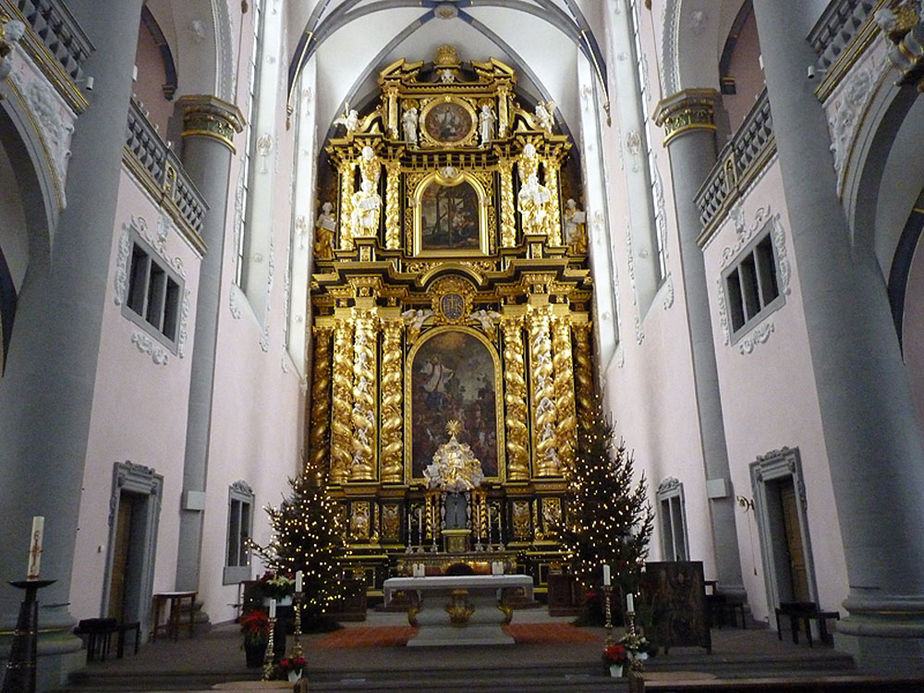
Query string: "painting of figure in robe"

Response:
xmin=410 ymin=330 xmax=498 ymax=479
xmin=419 ymin=180 xmax=480 ymax=251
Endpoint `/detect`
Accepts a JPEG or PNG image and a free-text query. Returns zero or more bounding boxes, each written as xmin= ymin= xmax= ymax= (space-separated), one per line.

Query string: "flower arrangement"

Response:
xmin=259 ymin=570 xmax=295 ymax=600
xmin=240 ymin=609 xmax=270 ymax=646
xmin=618 ymin=631 xmax=654 ymax=660
xmin=602 ymin=643 xmax=628 ymax=665
xmin=277 ymin=656 xmax=306 ymax=673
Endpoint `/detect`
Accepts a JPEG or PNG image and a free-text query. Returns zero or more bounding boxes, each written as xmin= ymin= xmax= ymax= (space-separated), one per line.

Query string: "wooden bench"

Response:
xmin=629 ymin=671 xmax=924 ymax=691
xmin=775 ymin=601 xmax=839 ymax=647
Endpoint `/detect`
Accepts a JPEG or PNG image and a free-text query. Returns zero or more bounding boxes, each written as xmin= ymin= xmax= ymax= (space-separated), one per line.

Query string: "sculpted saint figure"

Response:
xmin=350 ymin=180 xmax=381 ymax=236
xmin=314 ymin=201 xmax=336 ymax=259
xmin=479 ymin=104 xmax=495 ymax=146
xmin=563 ymin=198 xmax=587 ymax=253
xmin=402 ymin=107 xmax=418 ymax=146
xmin=334 ymin=105 xmax=360 ymax=133
xmin=534 ymin=100 xmax=555 ymax=132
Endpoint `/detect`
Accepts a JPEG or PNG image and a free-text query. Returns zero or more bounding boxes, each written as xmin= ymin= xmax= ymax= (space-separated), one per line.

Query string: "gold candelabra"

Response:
xmin=261 ymin=615 xmax=276 ymax=681
xmin=291 ymin=591 xmax=304 ymax=659
xmin=603 ymin=584 xmax=614 ymax=647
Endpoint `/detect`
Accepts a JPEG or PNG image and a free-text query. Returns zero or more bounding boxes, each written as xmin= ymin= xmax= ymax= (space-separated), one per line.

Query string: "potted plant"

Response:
xmin=276 ymin=655 xmax=307 ymax=683
xmin=240 ymin=609 xmax=270 ymax=668
xmin=602 ymin=643 xmax=628 ymax=677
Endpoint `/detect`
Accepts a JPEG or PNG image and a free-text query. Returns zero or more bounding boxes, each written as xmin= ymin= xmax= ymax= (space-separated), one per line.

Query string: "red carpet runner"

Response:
xmin=311 ymin=623 xmax=600 ymax=648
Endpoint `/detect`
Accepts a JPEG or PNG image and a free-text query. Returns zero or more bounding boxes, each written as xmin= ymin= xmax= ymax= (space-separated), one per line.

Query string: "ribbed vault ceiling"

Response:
xmin=288 ymin=0 xmax=608 ymax=136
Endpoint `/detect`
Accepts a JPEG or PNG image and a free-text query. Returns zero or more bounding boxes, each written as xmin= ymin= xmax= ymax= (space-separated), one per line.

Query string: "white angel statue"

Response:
xmin=334 ymin=104 xmax=360 ymax=133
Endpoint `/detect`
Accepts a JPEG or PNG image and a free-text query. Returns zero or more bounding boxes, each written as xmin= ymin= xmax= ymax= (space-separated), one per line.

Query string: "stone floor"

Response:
xmin=53 ymin=608 xmax=890 ymax=691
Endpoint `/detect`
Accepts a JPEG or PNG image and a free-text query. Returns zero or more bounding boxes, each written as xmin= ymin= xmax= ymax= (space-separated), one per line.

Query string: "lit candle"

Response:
xmin=27 ymin=516 xmax=44 ymax=580
xmin=269 ymin=598 xmax=277 ymax=619
xmin=295 ymin=570 xmax=303 ymax=593
xmin=627 ymin=592 xmax=635 ymax=613
xmin=602 ymin=564 xmax=611 ymax=586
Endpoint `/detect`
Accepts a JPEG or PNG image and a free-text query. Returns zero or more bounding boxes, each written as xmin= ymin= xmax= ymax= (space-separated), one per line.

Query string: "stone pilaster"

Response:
xmin=754 ymin=0 xmax=924 ymax=673
xmin=654 ymin=88 xmax=745 ymax=603
xmin=0 ymin=2 xmax=143 ymax=687
xmin=174 ymin=94 xmax=244 ymax=596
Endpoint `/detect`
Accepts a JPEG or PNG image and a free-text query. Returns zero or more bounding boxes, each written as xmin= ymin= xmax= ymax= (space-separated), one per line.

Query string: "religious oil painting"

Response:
xmin=420 ymin=180 xmax=480 ymax=251
xmin=409 ymin=330 xmax=498 ymax=479
xmin=423 ymin=100 xmax=473 ymax=143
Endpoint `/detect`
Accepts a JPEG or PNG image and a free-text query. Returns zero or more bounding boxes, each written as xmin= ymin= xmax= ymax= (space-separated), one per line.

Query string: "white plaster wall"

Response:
xmin=71 ymin=172 xmax=201 ymax=620
xmin=701 ymin=163 xmax=849 ymax=623
xmin=597 ymin=1 xmax=717 ymax=582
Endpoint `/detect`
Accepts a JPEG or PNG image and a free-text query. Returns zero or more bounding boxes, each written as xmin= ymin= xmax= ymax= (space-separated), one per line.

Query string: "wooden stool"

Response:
xmin=152 ymin=591 xmax=197 ymax=641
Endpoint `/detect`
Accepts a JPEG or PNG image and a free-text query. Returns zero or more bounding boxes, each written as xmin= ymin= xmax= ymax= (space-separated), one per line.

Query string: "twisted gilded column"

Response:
xmin=330 ymin=319 xmax=354 ymax=484
xmin=338 ymin=160 xmax=355 ymax=249
xmin=552 ymin=314 xmax=576 ymax=470
xmin=498 ymin=157 xmax=517 ymax=247
xmin=542 ymin=159 xmax=562 ymax=246
xmin=308 ymin=325 xmax=333 ymax=485
xmin=380 ymin=317 xmax=403 ymax=482
xmin=384 ymin=158 xmax=401 ymax=249
xmin=349 ymin=308 xmax=378 ymax=481
xmin=528 ymin=306 xmax=560 ymax=477
xmin=502 ymin=315 xmax=530 ymax=480
xmin=572 ymin=320 xmax=594 ymax=424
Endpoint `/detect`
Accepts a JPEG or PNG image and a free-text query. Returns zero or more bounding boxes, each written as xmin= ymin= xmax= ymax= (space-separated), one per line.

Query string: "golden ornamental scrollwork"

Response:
xmin=330 ymin=320 xmax=354 ymax=484
xmin=380 ymin=319 xmax=404 ymax=483
xmin=528 ymin=306 xmax=561 ymax=477
xmin=572 ymin=321 xmax=594 ymax=423
xmin=512 ymin=500 xmax=531 ymax=540
xmin=497 ymin=157 xmax=517 ymax=247
xmin=338 ymin=160 xmax=355 ymax=249
xmin=381 ymin=503 xmax=400 ymax=541
xmin=552 ymin=316 xmax=576 ymax=470
xmin=502 ymin=317 xmax=530 ymax=481
xmin=349 ymin=309 xmax=378 ymax=481
xmin=542 ymin=160 xmax=563 ymax=246
xmin=384 ymin=158 xmax=402 ymax=249
xmin=308 ymin=325 xmax=333 ymax=485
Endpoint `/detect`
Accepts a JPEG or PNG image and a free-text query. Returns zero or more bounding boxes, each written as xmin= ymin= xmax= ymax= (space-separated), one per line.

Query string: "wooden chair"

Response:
xmin=775 ymin=601 xmax=839 ymax=646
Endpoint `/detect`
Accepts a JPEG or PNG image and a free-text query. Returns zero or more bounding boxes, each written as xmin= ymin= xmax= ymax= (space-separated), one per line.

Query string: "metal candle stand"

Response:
xmin=261 ymin=616 xmax=276 ymax=682
xmin=625 ymin=604 xmax=645 ymax=673
xmin=2 ymin=579 xmax=56 ymax=693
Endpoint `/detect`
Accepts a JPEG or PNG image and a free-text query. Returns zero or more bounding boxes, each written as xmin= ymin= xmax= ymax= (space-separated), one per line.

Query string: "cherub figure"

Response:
xmin=534 ymin=100 xmax=555 ymax=132
xmin=334 ymin=103 xmax=360 ymax=133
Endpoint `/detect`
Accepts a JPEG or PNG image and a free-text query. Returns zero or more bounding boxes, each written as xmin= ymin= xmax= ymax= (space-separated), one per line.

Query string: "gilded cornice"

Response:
xmin=177 ymin=95 xmax=245 ymax=153
xmin=654 ymin=88 xmax=719 ymax=145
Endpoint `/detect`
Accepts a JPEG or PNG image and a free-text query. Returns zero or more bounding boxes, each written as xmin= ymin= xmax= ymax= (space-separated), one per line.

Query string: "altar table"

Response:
xmin=382 ymin=574 xmax=534 ymax=646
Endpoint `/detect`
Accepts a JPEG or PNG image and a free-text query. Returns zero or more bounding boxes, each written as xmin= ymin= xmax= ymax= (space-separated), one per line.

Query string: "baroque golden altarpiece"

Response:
xmin=307 ymin=46 xmax=595 ymax=595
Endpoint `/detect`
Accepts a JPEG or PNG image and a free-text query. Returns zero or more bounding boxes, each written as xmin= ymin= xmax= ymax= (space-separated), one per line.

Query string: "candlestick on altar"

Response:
xmin=626 ymin=592 xmax=634 ymax=613
xmin=602 ymin=563 xmax=611 ymax=586
xmin=291 ymin=590 xmax=304 ymax=659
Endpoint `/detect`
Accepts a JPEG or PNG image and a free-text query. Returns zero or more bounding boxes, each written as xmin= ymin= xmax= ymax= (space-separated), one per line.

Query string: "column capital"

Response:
xmin=654 ymin=88 xmax=719 ymax=145
xmin=177 ymin=95 xmax=245 ymax=152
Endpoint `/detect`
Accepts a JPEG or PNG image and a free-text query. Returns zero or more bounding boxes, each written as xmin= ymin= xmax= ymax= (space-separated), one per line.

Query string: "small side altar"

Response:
xmin=382 ymin=574 xmax=534 ymax=646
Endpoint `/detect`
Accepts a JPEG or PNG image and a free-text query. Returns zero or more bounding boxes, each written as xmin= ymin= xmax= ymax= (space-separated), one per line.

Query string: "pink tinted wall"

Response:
xmin=720 ymin=7 xmax=764 ymax=139
xmin=134 ymin=19 xmax=174 ymax=146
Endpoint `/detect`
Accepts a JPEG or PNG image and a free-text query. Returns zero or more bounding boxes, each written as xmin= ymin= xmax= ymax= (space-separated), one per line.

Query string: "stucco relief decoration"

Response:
xmin=259 ymin=237 xmax=275 ymax=352
xmin=9 ymin=56 xmax=76 ymax=209
xmin=826 ymin=68 xmax=873 ymax=193
xmin=650 ymin=158 xmax=673 ymax=310
xmin=624 ymin=225 xmax=645 ymax=345
xmin=716 ymin=276 xmax=731 ymax=346
xmin=737 ymin=321 xmax=774 ymax=355
xmin=189 ymin=19 xmax=207 ymax=43
xmin=132 ymin=331 xmax=169 ymax=365
xmin=256 ymin=133 xmax=274 ymax=173
xmin=625 ymin=130 xmax=642 ymax=172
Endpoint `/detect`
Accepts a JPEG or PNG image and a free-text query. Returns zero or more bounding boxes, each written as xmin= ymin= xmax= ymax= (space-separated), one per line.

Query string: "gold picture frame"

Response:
xmin=412 ymin=168 xmax=489 ymax=256
xmin=419 ymin=96 xmax=477 ymax=148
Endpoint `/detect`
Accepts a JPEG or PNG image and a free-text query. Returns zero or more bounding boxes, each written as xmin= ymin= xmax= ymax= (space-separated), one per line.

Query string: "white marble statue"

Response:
xmin=479 ymin=104 xmax=495 ymax=146
xmin=350 ymin=180 xmax=381 ymax=236
xmin=334 ymin=104 xmax=360 ymax=133
xmin=402 ymin=106 xmax=418 ymax=146
xmin=518 ymin=173 xmax=552 ymax=235
xmin=534 ymin=100 xmax=555 ymax=132
xmin=563 ymin=198 xmax=587 ymax=252
xmin=314 ymin=201 xmax=336 ymax=258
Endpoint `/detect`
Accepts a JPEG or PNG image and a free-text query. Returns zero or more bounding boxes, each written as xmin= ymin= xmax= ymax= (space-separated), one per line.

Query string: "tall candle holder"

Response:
xmin=261 ymin=615 xmax=276 ymax=682
xmin=602 ymin=584 xmax=614 ymax=647
xmin=2 ymin=579 xmax=55 ymax=693
xmin=291 ymin=591 xmax=304 ymax=659
xmin=624 ymin=605 xmax=645 ymax=674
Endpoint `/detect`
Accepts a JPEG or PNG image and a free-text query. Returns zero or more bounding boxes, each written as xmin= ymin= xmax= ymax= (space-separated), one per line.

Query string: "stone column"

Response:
xmin=0 ymin=1 xmax=142 ymax=685
xmin=174 ymin=95 xmax=244 ymax=595
xmin=654 ymin=89 xmax=745 ymax=603
xmin=754 ymin=0 xmax=924 ymax=672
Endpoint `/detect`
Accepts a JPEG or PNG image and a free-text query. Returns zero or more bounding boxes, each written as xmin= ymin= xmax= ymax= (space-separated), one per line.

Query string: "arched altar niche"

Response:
xmin=412 ymin=170 xmax=489 ymax=255
xmin=406 ymin=327 xmax=503 ymax=481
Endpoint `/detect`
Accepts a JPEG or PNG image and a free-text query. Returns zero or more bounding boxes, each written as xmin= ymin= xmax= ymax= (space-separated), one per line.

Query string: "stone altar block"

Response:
xmin=383 ymin=574 xmax=534 ymax=646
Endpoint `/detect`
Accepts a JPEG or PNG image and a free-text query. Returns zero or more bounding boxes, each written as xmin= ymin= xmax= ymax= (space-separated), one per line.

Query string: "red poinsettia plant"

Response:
xmin=277 ymin=656 xmax=307 ymax=673
xmin=602 ymin=643 xmax=628 ymax=665
xmin=240 ymin=609 xmax=270 ymax=646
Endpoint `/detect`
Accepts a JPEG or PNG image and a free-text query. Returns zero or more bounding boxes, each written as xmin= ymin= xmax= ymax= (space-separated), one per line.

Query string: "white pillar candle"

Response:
xmin=269 ymin=598 xmax=277 ymax=618
xmin=27 ymin=516 xmax=44 ymax=579
xmin=602 ymin=564 xmax=611 ymax=586
xmin=627 ymin=592 xmax=635 ymax=613
xmin=295 ymin=570 xmax=303 ymax=593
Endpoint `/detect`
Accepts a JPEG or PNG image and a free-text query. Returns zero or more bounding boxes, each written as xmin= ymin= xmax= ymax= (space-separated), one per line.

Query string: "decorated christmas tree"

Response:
xmin=253 ymin=471 xmax=348 ymax=624
xmin=563 ymin=395 xmax=654 ymax=594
